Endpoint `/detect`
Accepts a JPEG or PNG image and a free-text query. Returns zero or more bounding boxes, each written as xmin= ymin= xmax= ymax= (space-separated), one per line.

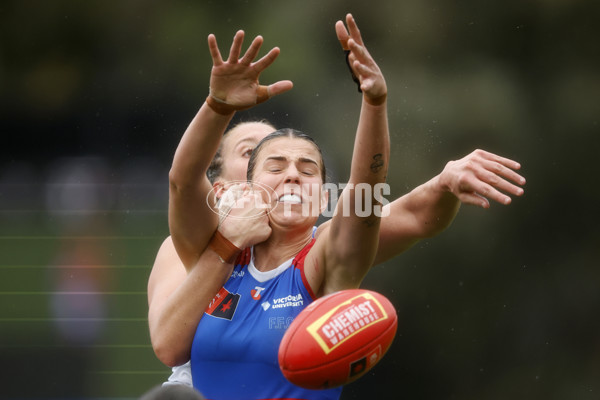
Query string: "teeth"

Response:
xmin=279 ymin=194 xmax=302 ymax=204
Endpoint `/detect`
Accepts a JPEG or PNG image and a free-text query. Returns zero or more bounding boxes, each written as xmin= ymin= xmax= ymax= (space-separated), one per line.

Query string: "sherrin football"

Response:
xmin=278 ymin=289 xmax=397 ymax=389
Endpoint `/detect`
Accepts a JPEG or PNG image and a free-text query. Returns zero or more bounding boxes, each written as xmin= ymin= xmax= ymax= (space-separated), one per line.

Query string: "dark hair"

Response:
xmin=207 ymin=120 xmax=276 ymax=184
xmin=207 ymin=147 xmax=224 ymax=184
xmin=246 ymin=128 xmax=327 ymax=182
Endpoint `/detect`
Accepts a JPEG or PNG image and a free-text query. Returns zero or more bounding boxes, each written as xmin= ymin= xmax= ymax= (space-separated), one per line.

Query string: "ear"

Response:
xmin=212 ymin=181 xmax=226 ymax=199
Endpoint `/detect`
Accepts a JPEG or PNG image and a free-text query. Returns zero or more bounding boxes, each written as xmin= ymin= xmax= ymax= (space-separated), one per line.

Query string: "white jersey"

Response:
xmin=163 ymin=361 xmax=193 ymax=387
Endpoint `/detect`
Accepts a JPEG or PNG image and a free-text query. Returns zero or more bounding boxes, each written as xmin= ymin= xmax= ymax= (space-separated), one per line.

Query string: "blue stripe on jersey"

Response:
xmin=191 ymin=240 xmax=342 ymax=400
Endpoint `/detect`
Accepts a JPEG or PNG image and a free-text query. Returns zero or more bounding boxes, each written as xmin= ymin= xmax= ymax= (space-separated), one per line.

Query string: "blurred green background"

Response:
xmin=1 ymin=0 xmax=598 ymax=399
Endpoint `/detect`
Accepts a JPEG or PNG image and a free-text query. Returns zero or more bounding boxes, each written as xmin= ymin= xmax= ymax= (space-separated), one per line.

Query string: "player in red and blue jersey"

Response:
xmin=191 ymin=239 xmax=342 ymax=399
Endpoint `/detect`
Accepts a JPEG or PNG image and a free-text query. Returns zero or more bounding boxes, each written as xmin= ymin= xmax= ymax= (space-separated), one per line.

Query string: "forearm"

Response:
xmin=402 ymin=174 xmax=461 ymax=237
xmin=326 ymin=99 xmax=390 ymax=288
xmin=373 ymin=175 xmax=460 ymax=265
xmin=169 ymin=103 xmax=232 ymax=187
xmin=169 ymin=103 xmax=234 ymax=268
xmin=349 ymin=99 xmax=390 ymax=186
xmin=149 ymin=248 xmax=233 ymax=367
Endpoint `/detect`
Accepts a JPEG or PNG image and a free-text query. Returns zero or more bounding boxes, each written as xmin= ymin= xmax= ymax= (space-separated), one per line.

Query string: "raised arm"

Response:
xmin=169 ymin=31 xmax=292 ymax=269
xmin=373 ymin=149 xmax=526 ymax=265
xmin=317 ymin=14 xmax=390 ymax=294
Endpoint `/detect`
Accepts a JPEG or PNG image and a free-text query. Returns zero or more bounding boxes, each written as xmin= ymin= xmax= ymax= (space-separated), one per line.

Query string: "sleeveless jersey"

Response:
xmin=190 ymin=239 xmax=342 ymax=400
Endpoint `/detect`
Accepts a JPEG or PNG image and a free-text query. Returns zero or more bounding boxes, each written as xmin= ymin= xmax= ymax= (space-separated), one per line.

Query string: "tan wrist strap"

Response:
xmin=364 ymin=93 xmax=387 ymax=106
xmin=208 ymin=230 xmax=241 ymax=264
xmin=206 ymin=95 xmax=235 ymax=115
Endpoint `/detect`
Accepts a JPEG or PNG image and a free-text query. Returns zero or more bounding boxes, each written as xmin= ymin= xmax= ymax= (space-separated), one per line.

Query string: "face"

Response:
xmin=250 ymin=136 xmax=327 ymax=228
xmin=218 ymin=122 xmax=274 ymax=183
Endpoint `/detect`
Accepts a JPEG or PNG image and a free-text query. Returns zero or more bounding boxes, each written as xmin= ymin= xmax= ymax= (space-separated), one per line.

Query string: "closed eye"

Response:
xmin=264 ymin=157 xmax=286 ymax=173
xmin=298 ymin=159 xmax=319 ymax=176
xmin=242 ymin=148 xmax=254 ymax=158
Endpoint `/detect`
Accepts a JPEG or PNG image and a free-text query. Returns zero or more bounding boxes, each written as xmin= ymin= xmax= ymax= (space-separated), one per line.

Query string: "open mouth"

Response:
xmin=278 ymin=193 xmax=302 ymax=204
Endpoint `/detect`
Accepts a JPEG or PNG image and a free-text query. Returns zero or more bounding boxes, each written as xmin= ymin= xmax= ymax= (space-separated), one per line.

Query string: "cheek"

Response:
xmin=302 ymin=180 xmax=323 ymax=195
xmin=226 ymin=159 xmax=250 ymax=182
xmin=248 ymin=174 xmax=278 ymax=203
xmin=302 ymin=182 xmax=325 ymax=210
xmin=251 ymin=170 xmax=272 ymax=186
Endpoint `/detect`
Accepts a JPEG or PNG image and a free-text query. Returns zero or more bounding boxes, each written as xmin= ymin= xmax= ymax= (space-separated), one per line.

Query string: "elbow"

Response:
xmin=168 ymin=167 xmax=188 ymax=194
xmin=151 ymin=334 xmax=191 ymax=368
xmin=168 ymin=168 xmax=200 ymax=201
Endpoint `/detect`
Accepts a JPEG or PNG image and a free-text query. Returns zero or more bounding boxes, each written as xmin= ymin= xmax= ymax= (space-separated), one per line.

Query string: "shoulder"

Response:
xmin=314 ymin=220 xmax=330 ymax=239
xmin=300 ymin=226 xmax=333 ymax=298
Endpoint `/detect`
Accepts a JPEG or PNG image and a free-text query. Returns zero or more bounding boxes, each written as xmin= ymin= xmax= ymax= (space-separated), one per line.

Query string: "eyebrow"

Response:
xmin=265 ymin=156 xmax=319 ymax=167
xmin=234 ymin=138 xmax=258 ymax=149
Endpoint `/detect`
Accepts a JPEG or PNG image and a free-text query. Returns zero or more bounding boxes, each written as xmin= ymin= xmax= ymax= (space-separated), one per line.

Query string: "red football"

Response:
xmin=278 ymin=289 xmax=398 ymax=389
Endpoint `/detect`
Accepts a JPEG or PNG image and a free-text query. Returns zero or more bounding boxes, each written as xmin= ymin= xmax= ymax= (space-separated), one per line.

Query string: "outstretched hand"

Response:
xmin=335 ymin=13 xmax=387 ymax=105
xmin=207 ymin=30 xmax=293 ymax=113
xmin=438 ymin=149 xmax=526 ymax=208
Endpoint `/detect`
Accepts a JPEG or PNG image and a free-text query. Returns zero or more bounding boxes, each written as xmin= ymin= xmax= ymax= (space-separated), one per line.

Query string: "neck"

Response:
xmin=253 ymin=226 xmax=313 ymax=272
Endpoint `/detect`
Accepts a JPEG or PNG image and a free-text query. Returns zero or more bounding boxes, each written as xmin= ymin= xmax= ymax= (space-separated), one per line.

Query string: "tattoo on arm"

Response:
xmin=362 ymin=215 xmax=378 ymax=228
xmin=370 ymin=154 xmax=384 ymax=173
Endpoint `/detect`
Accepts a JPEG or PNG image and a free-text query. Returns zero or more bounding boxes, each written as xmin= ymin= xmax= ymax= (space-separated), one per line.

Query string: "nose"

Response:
xmin=284 ymin=165 xmax=301 ymax=184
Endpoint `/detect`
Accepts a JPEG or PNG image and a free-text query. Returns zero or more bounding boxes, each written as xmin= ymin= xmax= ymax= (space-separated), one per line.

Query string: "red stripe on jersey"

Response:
xmin=292 ymin=238 xmax=317 ymax=301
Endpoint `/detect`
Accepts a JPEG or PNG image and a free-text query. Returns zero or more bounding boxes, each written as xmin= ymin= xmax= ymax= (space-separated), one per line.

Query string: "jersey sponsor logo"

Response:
xmin=251 ymin=286 xmax=265 ymax=300
xmin=270 ymin=293 xmax=303 ymax=309
xmin=259 ymin=293 xmax=304 ymax=312
xmin=205 ymin=287 xmax=240 ymax=320
xmin=306 ymin=292 xmax=388 ymax=354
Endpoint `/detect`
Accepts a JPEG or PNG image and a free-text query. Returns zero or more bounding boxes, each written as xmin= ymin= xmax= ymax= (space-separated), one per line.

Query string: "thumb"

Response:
xmin=256 ymin=81 xmax=294 ymax=104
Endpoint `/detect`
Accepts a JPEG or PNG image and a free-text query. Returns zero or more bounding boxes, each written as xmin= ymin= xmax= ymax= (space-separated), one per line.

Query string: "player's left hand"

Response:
xmin=437 ymin=149 xmax=526 ymax=208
